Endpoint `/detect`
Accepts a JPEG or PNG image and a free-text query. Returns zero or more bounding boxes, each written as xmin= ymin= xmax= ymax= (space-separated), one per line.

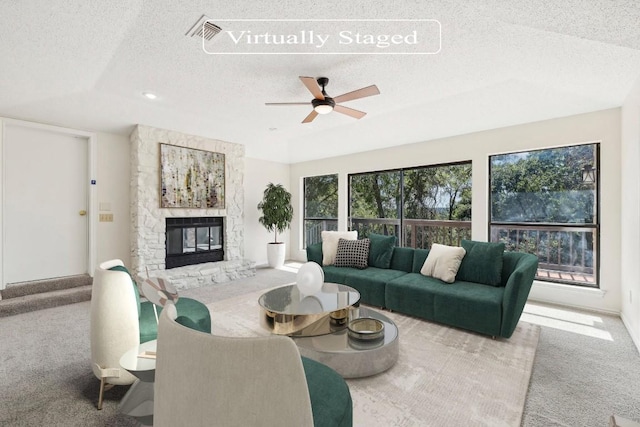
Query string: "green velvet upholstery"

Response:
xmin=108 ymin=265 xmax=141 ymax=316
xmin=457 ymin=240 xmax=505 ymax=286
xmin=500 ymin=252 xmax=539 ymax=337
xmin=301 ymin=356 xmax=353 ymax=427
xmin=175 ymin=315 xmax=201 ymax=330
xmin=322 ymin=265 xmax=350 ymax=285
xmin=411 ymin=249 xmax=430 ymax=273
xmin=384 ymin=273 xmax=438 ymax=320
xmin=140 ymin=298 xmax=212 ymax=343
xmin=367 ymin=233 xmax=396 ymax=268
xmin=389 ymin=247 xmax=415 ymax=273
xmin=139 ymin=302 xmax=159 ymax=343
xmin=306 ymin=242 xmax=323 ymax=265
xmin=308 ymin=240 xmax=538 ymax=338
xmin=343 ymin=267 xmax=407 ymax=307
xmin=432 ymin=280 xmax=504 ymax=336
xmin=387 ymin=273 xmax=504 ymax=336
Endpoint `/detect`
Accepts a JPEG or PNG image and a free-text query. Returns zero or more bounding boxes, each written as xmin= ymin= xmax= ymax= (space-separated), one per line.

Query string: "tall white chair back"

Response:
xmin=154 ymin=304 xmax=314 ymax=427
xmin=90 ymin=259 xmax=140 ymax=409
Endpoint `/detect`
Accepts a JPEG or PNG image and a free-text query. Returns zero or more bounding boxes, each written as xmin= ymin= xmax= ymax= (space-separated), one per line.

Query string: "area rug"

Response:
xmin=207 ymin=288 xmax=540 ymax=427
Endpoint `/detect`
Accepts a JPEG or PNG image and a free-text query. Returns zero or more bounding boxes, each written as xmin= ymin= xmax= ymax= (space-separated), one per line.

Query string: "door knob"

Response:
xmin=79 ymin=210 xmax=87 ymax=216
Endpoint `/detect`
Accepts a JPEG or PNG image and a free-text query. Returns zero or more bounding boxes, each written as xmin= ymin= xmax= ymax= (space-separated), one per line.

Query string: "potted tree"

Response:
xmin=257 ymin=183 xmax=293 ymax=268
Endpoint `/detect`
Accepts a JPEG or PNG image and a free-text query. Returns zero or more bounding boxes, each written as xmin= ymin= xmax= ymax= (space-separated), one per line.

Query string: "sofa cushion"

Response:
xmin=456 ymin=240 xmax=504 ymax=286
xmin=322 ymin=265 xmax=350 ymax=285
xmin=342 ymin=267 xmax=407 ymax=307
xmin=306 ymin=242 xmax=323 ymax=265
xmin=412 ymin=249 xmax=430 ymax=273
xmin=386 ymin=273 xmax=504 ymax=336
xmin=334 ymin=238 xmax=370 ymax=269
xmin=367 ymin=233 xmax=396 ymax=269
xmin=385 ymin=273 xmax=439 ymax=320
xmin=420 ymin=244 xmax=466 ymax=283
xmin=321 ymin=231 xmax=358 ymax=265
xmin=457 ymin=240 xmax=505 ymax=287
xmin=432 ymin=280 xmax=503 ymax=337
xmin=389 ymin=246 xmax=415 ymax=273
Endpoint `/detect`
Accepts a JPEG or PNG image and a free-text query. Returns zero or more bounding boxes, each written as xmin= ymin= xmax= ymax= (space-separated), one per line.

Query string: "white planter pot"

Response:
xmin=267 ymin=243 xmax=286 ymax=268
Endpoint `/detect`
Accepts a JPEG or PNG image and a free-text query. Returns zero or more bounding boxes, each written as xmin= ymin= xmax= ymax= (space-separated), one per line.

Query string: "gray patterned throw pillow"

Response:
xmin=334 ymin=238 xmax=371 ymax=269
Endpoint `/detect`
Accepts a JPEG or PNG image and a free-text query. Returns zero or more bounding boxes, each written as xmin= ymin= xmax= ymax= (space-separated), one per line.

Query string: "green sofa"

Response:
xmin=306 ymin=239 xmax=538 ymax=338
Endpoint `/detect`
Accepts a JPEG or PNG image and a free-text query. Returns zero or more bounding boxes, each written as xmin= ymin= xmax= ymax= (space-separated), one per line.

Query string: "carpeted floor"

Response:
xmin=0 ymin=264 xmax=639 ymax=426
xmin=521 ymin=303 xmax=640 ymax=426
xmin=207 ymin=289 xmax=539 ymax=426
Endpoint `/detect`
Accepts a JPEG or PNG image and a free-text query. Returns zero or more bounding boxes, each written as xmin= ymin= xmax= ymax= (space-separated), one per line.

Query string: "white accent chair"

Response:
xmin=90 ymin=259 xmax=140 ymax=410
xmin=154 ymin=303 xmax=316 ymax=427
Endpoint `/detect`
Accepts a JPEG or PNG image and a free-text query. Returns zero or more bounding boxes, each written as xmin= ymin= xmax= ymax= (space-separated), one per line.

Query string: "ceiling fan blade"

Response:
xmin=265 ymin=102 xmax=309 ymax=106
xmin=333 ymin=105 xmax=367 ymax=119
xmin=302 ymin=110 xmax=319 ymax=123
xmin=299 ymin=76 xmax=324 ymax=100
xmin=333 ymin=85 xmax=380 ymax=104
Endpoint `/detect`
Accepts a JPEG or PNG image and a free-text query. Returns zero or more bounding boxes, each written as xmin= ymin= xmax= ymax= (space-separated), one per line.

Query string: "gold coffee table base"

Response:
xmin=261 ymin=307 xmax=351 ymax=337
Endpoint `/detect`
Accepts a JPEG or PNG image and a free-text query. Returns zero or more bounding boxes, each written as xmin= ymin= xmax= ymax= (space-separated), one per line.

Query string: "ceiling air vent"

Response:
xmin=186 ymin=15 xmax=222 ymax=41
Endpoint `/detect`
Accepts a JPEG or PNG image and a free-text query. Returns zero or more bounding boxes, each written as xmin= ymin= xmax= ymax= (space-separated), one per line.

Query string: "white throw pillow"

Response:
xmin=321 ymin=231 xmax=358 ymax=265
xmin=420 ymin=243 xmax=466 ymax=283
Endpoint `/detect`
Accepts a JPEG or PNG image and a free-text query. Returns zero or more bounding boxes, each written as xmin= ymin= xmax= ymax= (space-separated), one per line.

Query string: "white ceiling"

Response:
xmin=1 ymin=0 xmax=640 ymax=163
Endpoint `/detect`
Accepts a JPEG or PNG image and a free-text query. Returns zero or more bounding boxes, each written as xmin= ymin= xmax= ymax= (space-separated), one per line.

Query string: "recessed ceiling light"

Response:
xmin=142 ymin=92 xmax=158 ymax=100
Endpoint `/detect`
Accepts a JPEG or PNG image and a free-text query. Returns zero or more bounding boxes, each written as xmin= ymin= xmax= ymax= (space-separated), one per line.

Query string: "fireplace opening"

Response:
xmin=166 ymin=217 xmax=224 ymax=269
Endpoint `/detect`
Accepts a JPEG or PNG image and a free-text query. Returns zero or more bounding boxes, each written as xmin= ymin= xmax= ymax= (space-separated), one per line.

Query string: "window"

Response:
xmin=349 ymin=162 xmax=472 ymax=248
xmin=303 ymin=174 xmax=338 ymax=247
xmin=489 ymin=143 xmax=599 ymax=287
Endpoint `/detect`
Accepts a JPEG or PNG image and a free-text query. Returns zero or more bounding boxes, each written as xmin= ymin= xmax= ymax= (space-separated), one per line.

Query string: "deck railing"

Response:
xmin=349 ymin=218 xmax=471 ymax=248
xmin=349 ymin=218 xmax=597 ymax=287
xmin=304 ymin=219 xmax=338 ymax=246
xmin=490 ymin=223 xmax=597 ymax=286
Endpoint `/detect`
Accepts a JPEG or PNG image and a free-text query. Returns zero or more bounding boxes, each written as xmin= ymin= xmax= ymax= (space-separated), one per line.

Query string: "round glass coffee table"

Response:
xmin=258 ymin=283 xmax=360 ymax=337
xmin=294 ymin=307 xmax=399 ymax=378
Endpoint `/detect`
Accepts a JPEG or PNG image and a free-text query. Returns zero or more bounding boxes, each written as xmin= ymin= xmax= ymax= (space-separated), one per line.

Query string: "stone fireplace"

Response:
xmin=129 ymin=125 xmax=255 ymax=289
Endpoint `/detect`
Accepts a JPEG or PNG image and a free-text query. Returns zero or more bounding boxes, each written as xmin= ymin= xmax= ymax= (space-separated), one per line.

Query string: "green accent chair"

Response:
xmin=90 ymin=259 xmax=210 ymax=410
xmin=154 ymin=303 xmax=353 ymax=427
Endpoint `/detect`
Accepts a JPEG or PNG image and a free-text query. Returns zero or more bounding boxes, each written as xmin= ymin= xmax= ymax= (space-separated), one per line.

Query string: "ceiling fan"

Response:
xmin=265 ymin=76 xmax=380 ymax=123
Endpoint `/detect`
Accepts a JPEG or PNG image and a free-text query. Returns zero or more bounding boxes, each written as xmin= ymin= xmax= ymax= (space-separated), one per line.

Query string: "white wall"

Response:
xmin=244 ymin=157 xmax=291 ymax=266
xmin=289 ymin=108 xmax=622 ymax=314
xmin=96 ymin=131 xmax=131 ymax=266
xmin=620 ymin=76 xmax=640 ymax=352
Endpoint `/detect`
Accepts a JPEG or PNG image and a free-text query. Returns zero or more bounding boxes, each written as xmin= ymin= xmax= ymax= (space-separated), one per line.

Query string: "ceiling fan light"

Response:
xmin=314 ymin=104 xmax=333 ymax=114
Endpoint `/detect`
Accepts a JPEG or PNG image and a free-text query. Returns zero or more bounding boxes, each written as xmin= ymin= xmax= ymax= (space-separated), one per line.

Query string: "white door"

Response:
xmin=3 ymin=124 xmax=88 ymax=284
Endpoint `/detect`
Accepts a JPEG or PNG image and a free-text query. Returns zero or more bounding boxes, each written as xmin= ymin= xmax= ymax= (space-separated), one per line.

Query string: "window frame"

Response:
xmin=487 ymin=143 xmax=601 ymax=288
xmin=302 ymin=173 xmax=339 ymax=248
xmin=348 ymin=160 xmax=472 ymax=248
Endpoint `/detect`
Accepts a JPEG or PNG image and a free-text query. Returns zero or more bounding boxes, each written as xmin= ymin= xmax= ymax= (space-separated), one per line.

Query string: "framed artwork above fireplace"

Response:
xmin=160 ymin=143 xmax=225 ymax=208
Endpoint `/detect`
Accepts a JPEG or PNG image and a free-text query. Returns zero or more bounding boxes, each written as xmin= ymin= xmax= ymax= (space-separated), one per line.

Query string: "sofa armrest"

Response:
xmin=500 ymin=253 xmax=538 ymax=338
xmin=306 ymin=243 xmax=323 ymax=265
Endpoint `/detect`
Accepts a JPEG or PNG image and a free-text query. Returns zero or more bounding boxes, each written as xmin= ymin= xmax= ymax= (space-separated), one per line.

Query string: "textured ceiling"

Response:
xmin=1 ymin=0 xmax=639 ymax=163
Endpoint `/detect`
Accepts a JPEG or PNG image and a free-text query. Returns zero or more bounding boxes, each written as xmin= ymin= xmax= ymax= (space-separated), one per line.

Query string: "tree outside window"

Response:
xmin=490 ymin=143 xmax=599 ymax=287
xmin=303 ymin=174 xmax=338 ymax=247
xmin=349 ymin=162 xmax=472 ymax=248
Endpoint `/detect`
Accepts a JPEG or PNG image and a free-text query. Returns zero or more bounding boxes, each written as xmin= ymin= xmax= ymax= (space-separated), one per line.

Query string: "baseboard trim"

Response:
xmin=527 ymin=296 xmax=620 ymax=317
xmin=620 ymin=312 xmax=640 ymax=355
